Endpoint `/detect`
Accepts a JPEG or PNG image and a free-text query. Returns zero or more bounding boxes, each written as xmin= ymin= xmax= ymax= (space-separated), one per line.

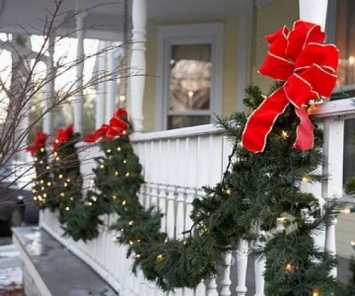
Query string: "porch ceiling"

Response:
xmin=0 ymin=0 xmax=274 ymax=41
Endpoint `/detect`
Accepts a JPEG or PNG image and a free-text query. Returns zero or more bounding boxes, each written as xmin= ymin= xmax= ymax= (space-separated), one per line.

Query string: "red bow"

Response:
xmin=26 ymin=131 xmax=48 ymax=155
xmin=242 ymin=20 xmax=339 ymax=153
xmin=85 ymin=108 xmax=128 ymax=143
xmin=53 ymin=124 xmax=73 ymax=152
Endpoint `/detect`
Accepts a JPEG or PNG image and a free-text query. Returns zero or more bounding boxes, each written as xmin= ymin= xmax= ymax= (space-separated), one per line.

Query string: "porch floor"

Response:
xmin=11 ymin=226 xmax=353 ymax=296
xmin=12 ymin=226 xmax=118 ymax=296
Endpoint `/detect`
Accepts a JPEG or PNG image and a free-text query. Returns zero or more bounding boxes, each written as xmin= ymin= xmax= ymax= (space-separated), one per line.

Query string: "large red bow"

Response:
xmin=242 ymin=20 xmax=339 ymax=153
xmin=53 ymin=124 xmax=73 ymax=152
xmin=26 ymin=130 xmax=48 ymax=155
xmin=85 ymin=108 xmax=128 ymax=143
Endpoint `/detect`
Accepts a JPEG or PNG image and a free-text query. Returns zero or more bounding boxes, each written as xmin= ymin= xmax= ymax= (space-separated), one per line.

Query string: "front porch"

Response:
xmin=14 ymin=96 xmax=355 ymax=296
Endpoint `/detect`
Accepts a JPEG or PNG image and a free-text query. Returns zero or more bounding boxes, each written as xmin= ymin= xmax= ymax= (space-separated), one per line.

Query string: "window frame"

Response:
xmin=155 ymin=23 xmax=224 ymax=130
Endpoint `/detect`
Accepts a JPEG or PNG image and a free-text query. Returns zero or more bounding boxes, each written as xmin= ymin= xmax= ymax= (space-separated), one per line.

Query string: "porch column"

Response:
xmin=106 ymin=41 xmax=117 ymax=119
xmin=322 ymin=118 xmax=344 ymax=278
xmin=43 ymin=33 xmax=55 ymax=136
xmin=96 ymin=41 xmax=106 ymax=129
xmin=129 ymin=0 xmax=147 ymax=132
xmin=299 ymin=0 xmax=328 ymax=30
xmin=73 ymin=0 xmax=87 ymax=134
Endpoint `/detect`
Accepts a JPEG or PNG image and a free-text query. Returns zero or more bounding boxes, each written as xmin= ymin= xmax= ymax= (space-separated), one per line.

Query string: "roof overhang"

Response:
xmin=0 ymin=0 xmax=275 ymax=41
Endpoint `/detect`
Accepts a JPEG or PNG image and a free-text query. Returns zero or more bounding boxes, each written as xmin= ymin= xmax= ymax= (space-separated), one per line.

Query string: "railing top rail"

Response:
xmin=309 ymin=97 xmax=355 ymax=119
xmin=131 ymin=123 xmax=224 ymax=142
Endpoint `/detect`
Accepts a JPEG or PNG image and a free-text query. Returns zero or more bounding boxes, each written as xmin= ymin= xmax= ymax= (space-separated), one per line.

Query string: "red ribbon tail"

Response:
xmin=293 ymin=107 xmax=314 ymax=150
xmin=242 ymin=88 xmax=289 ymax=153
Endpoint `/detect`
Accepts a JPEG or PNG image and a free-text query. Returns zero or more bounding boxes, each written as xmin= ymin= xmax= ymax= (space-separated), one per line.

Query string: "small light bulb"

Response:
xmin=60 ymin=192 xmax=65 ymax=197
xmin=65 ymin=207 xmax=70 ymax=211
xmin=59 ymin=174 xmax=63 ymax=179
xmin=341 ymin=208 xmax=351 ymax=214
xmin=117 ymin=147 xmax=121 ymax=152
xmin=281 ymin=130 xmax=289 ymax=139
xmin=123 ymin=159 xmax=127 ymax=164
xmin=47 ymin=182 xmax=51 ymax=186
xmin=125 ymin=172 xmax=130 ymax=177
xmin=107 ymin=149 xmax=111 ymax=153
xmin=122 ymin=200 xmax=126 ymax=205
xmin=302 ymin=175 xmax=311 ymax=182
xmin=115 ymin=171 xmax=119 ymax=176
xmin=128 ymin=220 xmax=134 ymax=225
xmin=100 ymin=164 xmax=104 ymax=169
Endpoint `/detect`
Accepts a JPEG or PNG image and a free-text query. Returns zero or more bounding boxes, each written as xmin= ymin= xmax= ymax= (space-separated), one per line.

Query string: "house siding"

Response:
xmin=252 ymin=0 xmax=299 ymax=92
xmin=142 ymin=1 xmax=299 ymax=132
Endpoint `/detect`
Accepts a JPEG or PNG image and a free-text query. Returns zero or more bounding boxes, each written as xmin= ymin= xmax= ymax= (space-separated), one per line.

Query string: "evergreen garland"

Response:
xmin=27 ymin=131 xmax=53 ymax=209
xmin=27 ymin=87 xmax=345 ymax=294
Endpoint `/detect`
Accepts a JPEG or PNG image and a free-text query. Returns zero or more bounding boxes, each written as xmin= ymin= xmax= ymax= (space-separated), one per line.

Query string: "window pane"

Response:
xmin=168 ymin=115 xmax=210 ymax=129
xmin=336 ymin=0 xmax=355 ymax=86
xmin=343 ymin=118 xmax=355 ymax=184
xmin=169 ymin=44 xmax=211 ymax=112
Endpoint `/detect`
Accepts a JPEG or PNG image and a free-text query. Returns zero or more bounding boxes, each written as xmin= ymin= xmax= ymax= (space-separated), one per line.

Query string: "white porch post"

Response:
xmin=322 ymin=118 xmax=344 ymax=278
xmin=96 ymin=41 xmax=106 ymax=129
xmin=299 ymin=0 xmax=339 ymax=278
xmin=73 ymin=1 xmax=87 ymax=134
xmin=106 ymin=41 xmax=117 ymax=119
xmin=129 ymin=0 xmax=147 ymax=132
xmin=299 ymin=0 xmax=328 ymax=30
xmin=43 ymin=33 xmax=55 ymax=136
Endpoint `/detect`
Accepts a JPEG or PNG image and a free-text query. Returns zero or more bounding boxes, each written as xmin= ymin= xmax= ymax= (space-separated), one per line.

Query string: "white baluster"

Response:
xmin=150 ymin=183 xmax=158 ymax=208
xmin=185 ymin=188 xmax=196 ymax=233
xmin=235 ymin=239 xmax=249 ymax=296
xmin=167 ymin=186 xmax=176 ymax=238
xmin=206 ymin=275 xmax=218 ymax=296
xmin=220 ymin=251 xmax=232 ymax=296
xmin=139 ymin=183 xmax=147 ymax=207
xmin=159 ymin=185 xmax=167 ymax=232
xmin=176 ymin=187 xmax=186 ymax=238
xmin=325 ymin=219 xmax=338 ymax=278
xmin=194 ymin=280 xmax=206 ymax=296
xmin=254 ymin=254 xmax=265 ymax=296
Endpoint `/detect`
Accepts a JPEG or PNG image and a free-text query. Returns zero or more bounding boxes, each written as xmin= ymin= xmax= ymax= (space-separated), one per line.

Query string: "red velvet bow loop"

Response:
xmin=84 ymin=108 xmax=129 ymax=143
xmin=26 ymin=131 xmax=48 ymax=155
xmin=242 ymin=20 xmax=339 ymax=153
xmin=53 ymin=125 xmax=73 ymax=152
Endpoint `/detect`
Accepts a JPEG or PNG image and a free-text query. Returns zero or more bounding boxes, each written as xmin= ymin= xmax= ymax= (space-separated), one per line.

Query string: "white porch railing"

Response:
xmin=40 ymin=98 xmax=355 ymax=296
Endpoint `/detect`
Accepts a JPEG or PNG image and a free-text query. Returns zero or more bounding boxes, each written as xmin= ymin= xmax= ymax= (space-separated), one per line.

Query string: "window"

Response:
xmin=334 ymin=0 xmax=355 ymax=90
xmin=156 ymin=24 xmax=223 ymax=130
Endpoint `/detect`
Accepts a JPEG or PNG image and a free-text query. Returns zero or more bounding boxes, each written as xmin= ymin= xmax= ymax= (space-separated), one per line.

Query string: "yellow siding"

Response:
xmin=252 ymin=0 xmax=299 ymax=92
xmin=142 ymin=29 xmax=157 ymax=132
